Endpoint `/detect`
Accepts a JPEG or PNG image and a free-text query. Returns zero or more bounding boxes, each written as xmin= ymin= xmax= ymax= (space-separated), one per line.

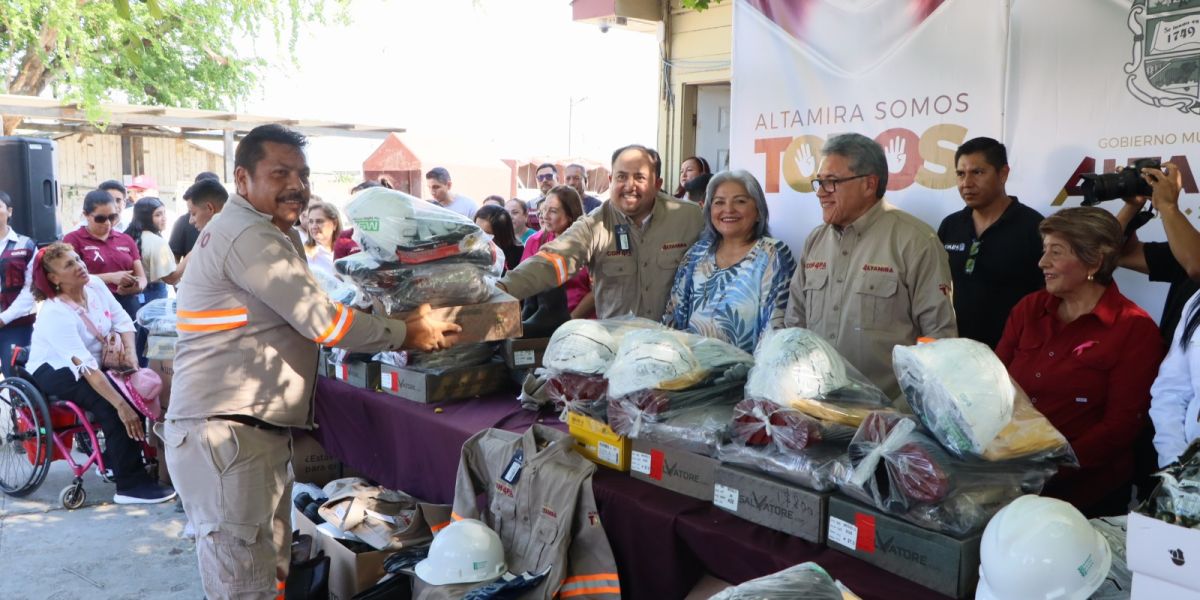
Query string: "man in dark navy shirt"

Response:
xmin=938 ymin=137 xmax=1044 ymax=348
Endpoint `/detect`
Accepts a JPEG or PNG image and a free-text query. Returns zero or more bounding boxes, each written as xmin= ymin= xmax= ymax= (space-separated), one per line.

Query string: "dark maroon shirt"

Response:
xmin=997 ymin=283 xmax=1163 ymax=509
xmin=63 ymin=226 xmax=141 ymax=293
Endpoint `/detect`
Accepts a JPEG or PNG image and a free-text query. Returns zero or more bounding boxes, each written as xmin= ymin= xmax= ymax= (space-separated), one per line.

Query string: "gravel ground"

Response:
xmin=0 ymin=451 xmax=202 ymax=600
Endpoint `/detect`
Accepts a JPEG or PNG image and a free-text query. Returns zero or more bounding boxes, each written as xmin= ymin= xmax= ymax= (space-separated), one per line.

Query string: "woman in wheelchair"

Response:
xmin=27 ymin=242 xmax=175 ymax=504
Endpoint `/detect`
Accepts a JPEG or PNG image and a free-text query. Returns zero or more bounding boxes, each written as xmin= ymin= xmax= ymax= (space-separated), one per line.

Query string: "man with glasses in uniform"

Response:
xmin=784 ymin=133 xmax=956 ymax=400
xmin=937 ymin=137 xmax=1044 ymax=349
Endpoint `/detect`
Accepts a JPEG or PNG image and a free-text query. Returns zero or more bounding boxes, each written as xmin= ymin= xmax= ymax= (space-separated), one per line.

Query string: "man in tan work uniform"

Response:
xmin=784 ymin=132 xmax=956 ymax=400
xmin=498 ymin=144 xmax=704 ymax=319
xmin=162 ymin=124 xmax=459 ymax=599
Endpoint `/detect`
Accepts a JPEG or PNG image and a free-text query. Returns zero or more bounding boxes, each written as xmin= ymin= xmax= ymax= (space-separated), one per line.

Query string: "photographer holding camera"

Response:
xmin=1116 ymin=163 xmax=1199 ymax=342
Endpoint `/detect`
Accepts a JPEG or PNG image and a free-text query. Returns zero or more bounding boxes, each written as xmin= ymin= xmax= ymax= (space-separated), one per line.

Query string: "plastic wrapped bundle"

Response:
xmin=136 ymin=298 xmax=177 ymax=336
xmin=538 ymin=318 xmax=667 ymax=417
xmin=746 ymin=328 xmax=889 ymax=427
xmin=718 ymin=399 xmax=856 ymax=492
xmin=730 ymin=398 xmax=823 ymax=452
xmin=345 ymin=187 xmax=486 ymax=264
xmin=895 ymin=338 xmax=1076 ymax=464
xmin=335 ymin=252 xmax=500 ymax=314
xmin=312 ymin=267 xmax=365 ymax=308
xmin=605 ymin=329 xmax=753 ymax=455
xmin=710 ymin=562 xmax=845 ymax=600
xmin=841 ymin=411 xmax=1058 ymax=535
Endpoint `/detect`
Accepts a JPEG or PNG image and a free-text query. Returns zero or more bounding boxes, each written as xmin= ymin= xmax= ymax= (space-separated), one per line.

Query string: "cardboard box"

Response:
xmin=394 ymin=292 xmax=522 ymax=344
xmin=294 ymin=504 xmax=398 ymax=600
xmin=713 ymin=465 xmax=829 ymax=543
xmin=291 ymin=430 xmax=344 ymax=487
xmin=330 ymin=360 xmax=380 ymax=390
xmin=567 ymin=411 xmax=632 ymax=472
xmin=1128 ymin=511 xmax=1200 ymax=593
xmin=827 ymin=495 xmax=982 ymax=599
xmin=629 ymin=438 xmax=718 ymax=501
xmin=1133 ymin=572 xmax=1200 ymax=600
xmin=378 ymin=360 xmax=509 ymax=404
xmin=503 ymin=337 xmax=550 ymax=371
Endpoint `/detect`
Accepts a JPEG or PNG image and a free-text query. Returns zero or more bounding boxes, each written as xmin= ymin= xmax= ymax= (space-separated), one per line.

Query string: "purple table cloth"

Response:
xmin=311 ymin=377 xmax=950 ymax=600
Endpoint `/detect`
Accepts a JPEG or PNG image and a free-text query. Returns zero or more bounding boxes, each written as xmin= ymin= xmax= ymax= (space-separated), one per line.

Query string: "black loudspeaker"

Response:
xmin=0 ymin=136 xmax=60 ymax=245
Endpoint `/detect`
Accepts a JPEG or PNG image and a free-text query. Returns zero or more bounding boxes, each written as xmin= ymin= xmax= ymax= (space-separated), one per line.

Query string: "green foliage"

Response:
xmin=681 ymin=0 xmax=725 ymax=11
xmin=0 ymin=0 xmax=347 ymax=128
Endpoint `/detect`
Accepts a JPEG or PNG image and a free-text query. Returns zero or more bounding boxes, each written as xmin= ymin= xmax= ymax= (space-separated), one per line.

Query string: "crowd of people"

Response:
xmin=3 ymin=124 xmax=1200 ymax=598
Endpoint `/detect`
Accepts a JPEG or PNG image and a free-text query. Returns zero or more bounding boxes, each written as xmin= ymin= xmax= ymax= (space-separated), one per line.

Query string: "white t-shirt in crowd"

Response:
xmin=306 ymin=244 xmax=335 ymax=277
xmin=27 ymin=275 xmax=136 ymax=378
xmin=437 ymin=194 xmax=478 ymax=220
xmin=140 ymin=231 xmax=177 ymax=283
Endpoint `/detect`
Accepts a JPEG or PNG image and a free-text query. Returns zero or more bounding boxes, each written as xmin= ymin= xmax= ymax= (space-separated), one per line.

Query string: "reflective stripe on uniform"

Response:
xmin=177 ymin=307 xmax=249 ymax=332
xmin=557 ymin=574 xmax=621 ymax=598
xmin=450 ymin=511 xmax=465 ymax=521
xmin=430 ymin=520 xmax=451 ymax=533
xmin=313 ymin=303 xmax=355 ymax=346
xmin=537 ymin=251 xmax=569 ymax=285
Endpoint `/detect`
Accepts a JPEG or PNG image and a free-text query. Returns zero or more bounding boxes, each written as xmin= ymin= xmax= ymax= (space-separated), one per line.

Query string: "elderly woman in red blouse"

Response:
xmin=996 ymin=206 xmax=1163 ymax=517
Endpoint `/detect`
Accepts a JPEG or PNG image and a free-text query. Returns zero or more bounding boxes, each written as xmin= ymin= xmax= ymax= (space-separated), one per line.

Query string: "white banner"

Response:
xmin=732 ymin=0 xmax=1200 ymax=321
xmin=730 ymin=0 xmax=1007 ymax=254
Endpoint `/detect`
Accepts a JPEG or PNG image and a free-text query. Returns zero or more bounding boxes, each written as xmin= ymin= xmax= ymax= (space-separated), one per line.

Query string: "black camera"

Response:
xmin=1080 ymin=158 xmax=1161 ymax=205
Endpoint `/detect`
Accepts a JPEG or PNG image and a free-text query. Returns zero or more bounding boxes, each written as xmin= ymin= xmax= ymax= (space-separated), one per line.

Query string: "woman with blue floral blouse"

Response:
xmin=663 ymin=170 xmax=797 ymax=353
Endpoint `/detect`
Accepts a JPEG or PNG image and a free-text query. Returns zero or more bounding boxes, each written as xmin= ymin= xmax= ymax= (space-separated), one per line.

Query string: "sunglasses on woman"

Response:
xmin=91 ymin=214 xmax=120 ymax=223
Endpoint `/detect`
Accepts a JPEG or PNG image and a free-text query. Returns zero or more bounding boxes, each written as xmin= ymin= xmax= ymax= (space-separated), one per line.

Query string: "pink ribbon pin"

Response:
xmin=1072 ymin=340 xmax=1098 ymax=356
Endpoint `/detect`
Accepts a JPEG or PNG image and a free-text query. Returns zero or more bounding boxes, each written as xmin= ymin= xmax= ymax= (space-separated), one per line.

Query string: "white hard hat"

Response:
xmin=414 ymin=518 xmax=506 ymax=586
xmin=543 ymin=320 xmax=620 ymax=375
xmin=976 ymin=495 xmax=1111 ymax=600
xmin=748 ymin=328 xmax=850 ymax=401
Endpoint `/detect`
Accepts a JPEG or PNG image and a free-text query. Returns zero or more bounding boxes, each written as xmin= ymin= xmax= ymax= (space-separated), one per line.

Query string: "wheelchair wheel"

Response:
xmin=0 ymin=378 xmax=53 ymax=496
xmin=59 ymin=482 xmax=86 ymax=509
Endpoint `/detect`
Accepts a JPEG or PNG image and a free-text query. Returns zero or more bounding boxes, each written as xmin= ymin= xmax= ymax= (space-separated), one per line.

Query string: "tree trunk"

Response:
xmin=3 ymin=24 xmax=61 ymax=135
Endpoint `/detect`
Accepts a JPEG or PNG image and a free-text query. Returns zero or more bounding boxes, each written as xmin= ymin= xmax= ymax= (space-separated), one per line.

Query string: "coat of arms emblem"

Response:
xmin=1128 ymin=0 xmax=1200 ymax=113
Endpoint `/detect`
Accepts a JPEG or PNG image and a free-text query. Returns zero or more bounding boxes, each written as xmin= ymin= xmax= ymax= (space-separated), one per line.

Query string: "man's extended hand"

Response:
xmin=403 ymin=303 xmax=462 ymax=352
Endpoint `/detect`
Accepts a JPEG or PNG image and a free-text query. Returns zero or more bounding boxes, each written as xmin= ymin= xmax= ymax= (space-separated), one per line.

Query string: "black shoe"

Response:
xmin=114 ymin=482 xmax=177 ymax=505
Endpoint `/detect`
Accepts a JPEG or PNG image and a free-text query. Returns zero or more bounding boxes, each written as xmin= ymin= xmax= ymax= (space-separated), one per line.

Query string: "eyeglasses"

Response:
xmin=811 ymin=174 xmax=870 ymax=193
xmin=536 ymin=173 xmax=556 ymax=182
xmin=91 ymin=214 xmax=119 ymax=224
xmin=964 ymin=240 xmax=982 ymax=275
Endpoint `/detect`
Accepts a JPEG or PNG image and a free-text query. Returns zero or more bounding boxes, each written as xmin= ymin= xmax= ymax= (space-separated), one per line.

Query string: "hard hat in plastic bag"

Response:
xmin=749 ymin=328 xmax=850 ymax=400
xmin=606 ymin=330 xmax=701 ymax=399
xmin=976 ymin=495 xmax=1111 ymax=600
xmin=345 ymin=187 xmax=483 ymax=263
xmin=415 ymin=518 xmax=507 ymax=586
xmin=894 ymin=338 xmax=1015 ymax=457
xmin=542 ymin=320 xmax=620 ymax=375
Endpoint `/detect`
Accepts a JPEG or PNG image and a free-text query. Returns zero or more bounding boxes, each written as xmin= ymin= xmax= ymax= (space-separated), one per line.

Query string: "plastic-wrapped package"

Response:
xmin=746 ymin=328 xmax=889 ymax=427
xmin=842 ymin=411 xmax=1058 ymax=535
xmin=538 ymin=318 xmax=667 ymax=417
xmin=345 ymin=187 xmax=487 ymax=264
xmin=375 ymin=343 xmax=496 ymax=374
xmin=709 ymin=562 xmax=845 ymax=600
xmin=604 ymin=329 xmax=753 ymax=455
xmin=312 ymin=267 xmax=366 ymax=308
xmin=335 ymin=252 xmax=501 ymax=314
xmin=1090 ymin=516 xmax=1132 ymax=600
xmin=136 ymin=298 xmax=177 ymax=336
xmin=730 ymin=398 xmax=824 ymax=452
xmin=894 ymin=338 xmax=1076 ymax=466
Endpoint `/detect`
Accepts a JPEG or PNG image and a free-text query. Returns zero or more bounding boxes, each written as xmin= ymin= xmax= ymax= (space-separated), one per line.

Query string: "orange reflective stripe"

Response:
xmin=177 ymin=322 xmax=247 ymax=333
xmin=563 ymin=574 xmax=620 ymax=584
xmin=178 ymin=308 xmax=248 ymax=319
xmin=450 ymin=511 xmax=465 ymax=521
xmin=430 ymin=520 xmax=451 ymax=533
xmin=537 ymin=251 xmax=568 ymax=285
xmin=559 ymin=586 xmax=621 ymax=598
xmin=177 ymin=306 xmax=249 ymax=333
xmin=314 ymin=303 xmax=355 ymax=345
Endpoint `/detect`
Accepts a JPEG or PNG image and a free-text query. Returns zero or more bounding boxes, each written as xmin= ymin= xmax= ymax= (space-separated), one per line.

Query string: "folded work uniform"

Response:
xmin=429 ymin=425 xmax=621 ymax=600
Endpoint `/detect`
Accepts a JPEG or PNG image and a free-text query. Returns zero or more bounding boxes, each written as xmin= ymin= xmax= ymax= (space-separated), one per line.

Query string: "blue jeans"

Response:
xmin=135 ymin=282 xmax=169 ymax=368
xmin=0 ymin=323 xmax=32 ymax=378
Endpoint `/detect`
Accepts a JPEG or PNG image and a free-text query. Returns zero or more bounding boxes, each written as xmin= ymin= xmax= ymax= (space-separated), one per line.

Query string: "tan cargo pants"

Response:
xmin=160 ymin=418 xmax=293 ymax=600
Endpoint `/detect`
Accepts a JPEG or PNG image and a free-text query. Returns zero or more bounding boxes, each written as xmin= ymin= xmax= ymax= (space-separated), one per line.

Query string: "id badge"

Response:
xmin=615 ymin=224 xmax=631 ymax=252
xmin=501 ymin=448 xmax=524 ymax=484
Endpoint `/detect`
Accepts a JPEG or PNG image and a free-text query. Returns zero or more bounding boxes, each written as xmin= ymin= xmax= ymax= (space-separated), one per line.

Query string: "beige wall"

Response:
xmin=55 ymin=133 xmax=222 ymax=225
xmin=657 ymin=0 xmax=731 ymax=192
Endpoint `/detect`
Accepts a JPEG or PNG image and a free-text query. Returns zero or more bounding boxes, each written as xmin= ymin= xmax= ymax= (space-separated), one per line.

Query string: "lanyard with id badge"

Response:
xmin=615 ymin=224 xmax=631 ymax=252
